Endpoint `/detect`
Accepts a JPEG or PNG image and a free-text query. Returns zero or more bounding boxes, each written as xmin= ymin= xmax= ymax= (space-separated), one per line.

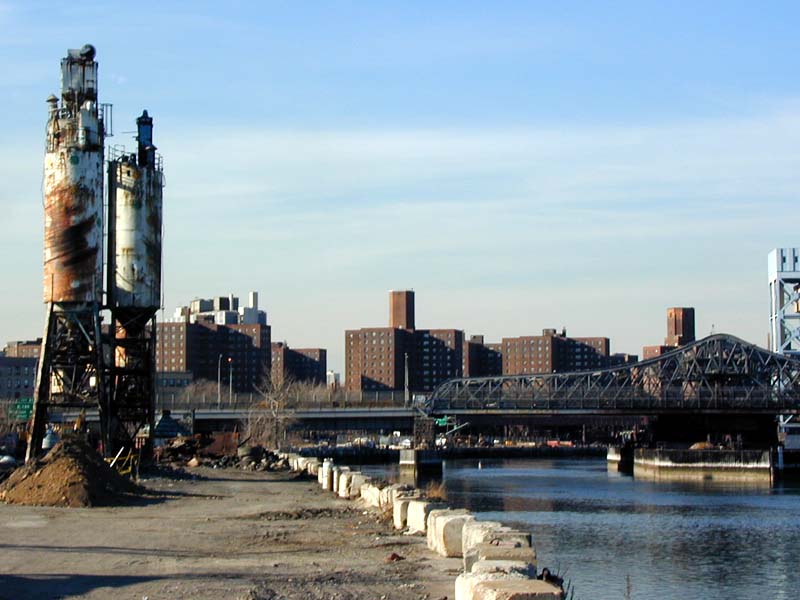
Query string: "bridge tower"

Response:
xmin=769 ymin=248 xmax=800 ymax=357
xmin=28 ymin=45 xmax=109 ymax=460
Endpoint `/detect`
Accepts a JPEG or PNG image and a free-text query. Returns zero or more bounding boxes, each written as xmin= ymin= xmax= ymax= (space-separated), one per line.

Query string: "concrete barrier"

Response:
xmin=393 ymin=497 xmax=414 ymax=530
xmin=360 ymin=484 xmax=382 ymax=508
xmin=338 ymin=471 xmax=355 ymax=498
xmin=306 ymin=458 xmax=320 ymax=476
xmin=427 ymin=510 xmax=475 ymax=557
xmin=455 ymin=572 xmax=529 ymax=600
xmin=407 ymin=500 xmax=445 ymax=534
xmin=330 ymin=466 xmax=342 ymax=492
xmin=465 ymin=542 xmax=537 ymax=574
xmin=322 ymin=463 xmax=336 ymax=491
xmin=462 ymin=521 xmax=532 ymax=568
xmin=462 ymin=521 xmax=507 ymax=557
xmin=349 ymin=473 xmax=371 ymax=499
xmin=473 ymin=579 xmax=562 ymax=599
xmin=471 ymin=560 xmax=536 ymax=578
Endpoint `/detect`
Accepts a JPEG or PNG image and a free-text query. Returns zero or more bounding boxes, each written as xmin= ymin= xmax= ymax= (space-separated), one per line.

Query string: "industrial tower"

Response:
xmin=106 ymin=110 xmax=163 ymax=455
xmin=28 ymin=45 xmax=109 ymax=459
xmin=28 ymin=45 xmax=163 ymax=459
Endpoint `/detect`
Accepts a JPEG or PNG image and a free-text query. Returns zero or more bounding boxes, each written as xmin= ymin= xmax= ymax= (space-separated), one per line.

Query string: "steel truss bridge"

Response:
xmin=428 ymin=334 xmax=800 ymax=416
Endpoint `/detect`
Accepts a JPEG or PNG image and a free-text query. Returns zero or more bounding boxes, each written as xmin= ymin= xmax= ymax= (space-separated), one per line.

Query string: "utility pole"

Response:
xmin=228 ymin=357 xmax=233 ymax=405
xmin=217 ymin=354 xmax=222 ymax=409
xmin=404 ymin=352 xmax=410 ymax=407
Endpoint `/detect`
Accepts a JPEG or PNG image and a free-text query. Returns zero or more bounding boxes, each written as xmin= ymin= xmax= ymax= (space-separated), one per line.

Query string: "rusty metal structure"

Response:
xmin=428 ymin=334 xmax=800 ymax=415
xmin=106 ymin=110 xmax=163 ymax=454
xmin=29 ymin=45 xmax=163 ymax=460
xmin=28 ymin=45 xmax=110 ymax=459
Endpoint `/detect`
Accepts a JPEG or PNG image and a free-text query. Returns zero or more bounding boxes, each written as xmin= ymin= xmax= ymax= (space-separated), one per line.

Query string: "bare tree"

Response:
xmin=178 ymin=379 xmax=222 ymax=408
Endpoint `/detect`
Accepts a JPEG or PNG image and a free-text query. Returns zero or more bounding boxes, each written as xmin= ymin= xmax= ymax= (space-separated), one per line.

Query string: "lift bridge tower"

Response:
xmin=28 ymin=45 xmax=110 ymax=459
xmin=106 ymin=110 xmax=164 ymax=455
xmin=769 ymin=248 xmax=800 ymax=358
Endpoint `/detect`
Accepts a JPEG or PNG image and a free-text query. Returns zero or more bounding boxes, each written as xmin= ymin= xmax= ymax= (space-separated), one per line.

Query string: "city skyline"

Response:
xmin=2 ymin=2 xmax=799 ymax=374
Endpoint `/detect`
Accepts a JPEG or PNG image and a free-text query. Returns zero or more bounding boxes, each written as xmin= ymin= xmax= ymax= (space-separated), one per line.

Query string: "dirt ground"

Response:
xmin=0 ymin=467 xmax=460 ymax=599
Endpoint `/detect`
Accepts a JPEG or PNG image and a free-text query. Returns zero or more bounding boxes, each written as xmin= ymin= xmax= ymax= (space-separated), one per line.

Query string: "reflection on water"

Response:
xmin=364 ymin=459 xmax=800 ymax=600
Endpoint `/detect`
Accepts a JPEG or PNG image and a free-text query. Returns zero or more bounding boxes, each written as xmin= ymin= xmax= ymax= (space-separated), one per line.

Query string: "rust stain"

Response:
xmin=44 ymin=181 xmax=101 ymax=303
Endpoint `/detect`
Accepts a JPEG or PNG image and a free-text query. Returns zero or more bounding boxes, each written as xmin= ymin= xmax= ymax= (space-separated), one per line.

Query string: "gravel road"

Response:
xmin=0 ymin=467 xmax=458 ymax=599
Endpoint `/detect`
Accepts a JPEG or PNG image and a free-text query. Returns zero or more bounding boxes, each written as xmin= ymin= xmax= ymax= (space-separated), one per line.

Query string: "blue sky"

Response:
xmin=1 ymin=1 xmax=799 ymax=373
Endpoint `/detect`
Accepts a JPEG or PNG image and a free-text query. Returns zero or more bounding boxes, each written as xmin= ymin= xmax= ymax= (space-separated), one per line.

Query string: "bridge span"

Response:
xmin=427 ymin=334 xmax=800 ymax=417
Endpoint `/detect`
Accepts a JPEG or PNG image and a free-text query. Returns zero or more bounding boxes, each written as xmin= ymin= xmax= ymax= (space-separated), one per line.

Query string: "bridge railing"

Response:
xmin=154 ymin=389 xmax=410 ymax=412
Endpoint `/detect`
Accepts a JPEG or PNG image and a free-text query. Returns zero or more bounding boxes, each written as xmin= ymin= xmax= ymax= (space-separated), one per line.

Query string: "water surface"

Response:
xmin=365 ymin=458 xmax=800 ymax=600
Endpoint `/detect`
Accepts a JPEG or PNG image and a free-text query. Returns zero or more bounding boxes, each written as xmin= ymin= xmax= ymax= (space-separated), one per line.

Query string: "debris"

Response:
xmin=385 ymin=552 xmax=406 ymax=563
xmin=0 ymin=436 xmax=141 ymax=507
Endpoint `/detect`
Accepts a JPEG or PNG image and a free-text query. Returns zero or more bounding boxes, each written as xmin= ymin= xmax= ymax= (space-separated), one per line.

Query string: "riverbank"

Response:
xmin=0 ymin=467 xmax=459 ymax=599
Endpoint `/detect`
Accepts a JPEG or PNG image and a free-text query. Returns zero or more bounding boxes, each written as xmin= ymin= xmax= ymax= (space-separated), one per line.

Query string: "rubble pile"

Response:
xmin=204 ymin=447 xmax=289 ymax=472
xmin=157 ymin=435 xmax=290 ymax=472
xmin=0 ymin=436 xmax=141 ymax=507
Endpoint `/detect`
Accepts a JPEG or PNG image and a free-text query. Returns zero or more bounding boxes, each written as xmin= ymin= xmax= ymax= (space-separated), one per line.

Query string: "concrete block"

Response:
xmin=455 ymin=572 xmax=529 ymax=600
xmin=306 ymin=458 xmax=320 ymax=476
xmin=390 ymin=484 xmax=415 ymax=506
xmin=471 ymin=560 xmax=536 ymax=578
xmin=321 ymin=465 xmax=334 ymax=491
xmin=406 ymin=500 xmax=445 ymax=534
xmin=330 ymin=466 xmax=341 ymax=492
xmin=360 ymin=484 xmax=382 ymax=508
xmin=465 ymin=542 xmax=537 ymax=574
xmin=473 ymin=579 xmax=562 ymax=600
xmin=338 ymin=471 xmax=354 ymax=498
xmin=393 ymin=497 xmax=413 ymax=530
xmin=349 ymin=473 xmax=371 ymax=499
xmin=462 ymin=521 xmax=507 ymax=558
xmin=427 ymin=508 xmax=454 ymax=550
xmin=379 ymin=484 xmax=403 ymax=508
xmin=427 ymin=510 xmax=475 ymax=557
xmin=462 ymin=521 xmax=532 ymax=568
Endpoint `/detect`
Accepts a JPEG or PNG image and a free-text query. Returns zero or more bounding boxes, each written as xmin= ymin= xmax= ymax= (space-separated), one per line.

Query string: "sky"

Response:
xmin=1 ymin=1 xmax=799 ymax=374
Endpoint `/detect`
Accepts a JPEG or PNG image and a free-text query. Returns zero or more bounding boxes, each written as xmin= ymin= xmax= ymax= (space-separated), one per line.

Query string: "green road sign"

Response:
xmin=8 ymin=397 xmax=33 ymax=421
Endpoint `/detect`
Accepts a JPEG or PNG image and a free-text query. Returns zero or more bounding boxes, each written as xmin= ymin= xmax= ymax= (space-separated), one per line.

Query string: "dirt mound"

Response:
xmin=0 ymin=437 xmax=142 ymax=507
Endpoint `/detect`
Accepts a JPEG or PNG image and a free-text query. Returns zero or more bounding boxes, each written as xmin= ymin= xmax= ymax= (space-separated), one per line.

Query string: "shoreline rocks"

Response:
xmin=281 ymin=451 xmax=565 ymax=600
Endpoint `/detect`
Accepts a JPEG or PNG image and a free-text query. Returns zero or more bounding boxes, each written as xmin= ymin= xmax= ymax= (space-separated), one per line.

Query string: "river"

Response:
xmin=363 ymin=458 xmax=800 ymax=600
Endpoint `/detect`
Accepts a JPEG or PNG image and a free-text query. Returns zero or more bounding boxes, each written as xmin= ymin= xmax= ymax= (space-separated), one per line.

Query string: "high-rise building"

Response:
xmin=769 ymin=248 xmax=800 ymax=356
xmin=463 ymin=335 xmax=503 ymax=377
xmin=389 ymin=290 xmax=415 ymax=330
xmin=643 ymin=306 xmax=697 ymax=359
xmin=157 ymin=294 xmax=271 ymax=392
xmin=502 ymin=329 xmax=610 ymax=375
xmin=665 ymin=307 xmax=695 ymax=346
xmin=271 ymin=343 xmax=327 ymax=386
xmin=345 ymin=291 xmax=462 ymax=392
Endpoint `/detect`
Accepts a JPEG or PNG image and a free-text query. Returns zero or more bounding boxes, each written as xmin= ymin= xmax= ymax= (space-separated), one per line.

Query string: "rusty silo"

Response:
xmin=28 ymin=45 xmax=110 ymax=459
xmin=105 ymin=110 xmax=164 ymax=454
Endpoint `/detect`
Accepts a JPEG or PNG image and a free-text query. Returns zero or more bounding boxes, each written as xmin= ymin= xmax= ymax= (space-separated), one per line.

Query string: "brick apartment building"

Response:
xmin=463 ymin=335 xmax=503 ymax=377
xmin=271 ymin=343 xmax=327 ymax=386
xmin=157 ymin=294 xmax=271 ymax=393
xmin=502 ymin=328 xmax=610 ymax=375
xmin=0 ymin=356 xmax=37 ymax=399
xmin=3 ymin=339 xmax=42 ymax=359
xmin=643 ymin=307 xmax=696 ymax=359
xmin=345 ymin=291 xmax=463 ymax=392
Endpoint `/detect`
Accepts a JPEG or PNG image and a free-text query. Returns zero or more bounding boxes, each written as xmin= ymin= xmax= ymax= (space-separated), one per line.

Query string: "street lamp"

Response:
xmin=217 ymin=354 xmax=223 ymax=409
xmin=228 ymin=357 xmax=233 ymax=405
